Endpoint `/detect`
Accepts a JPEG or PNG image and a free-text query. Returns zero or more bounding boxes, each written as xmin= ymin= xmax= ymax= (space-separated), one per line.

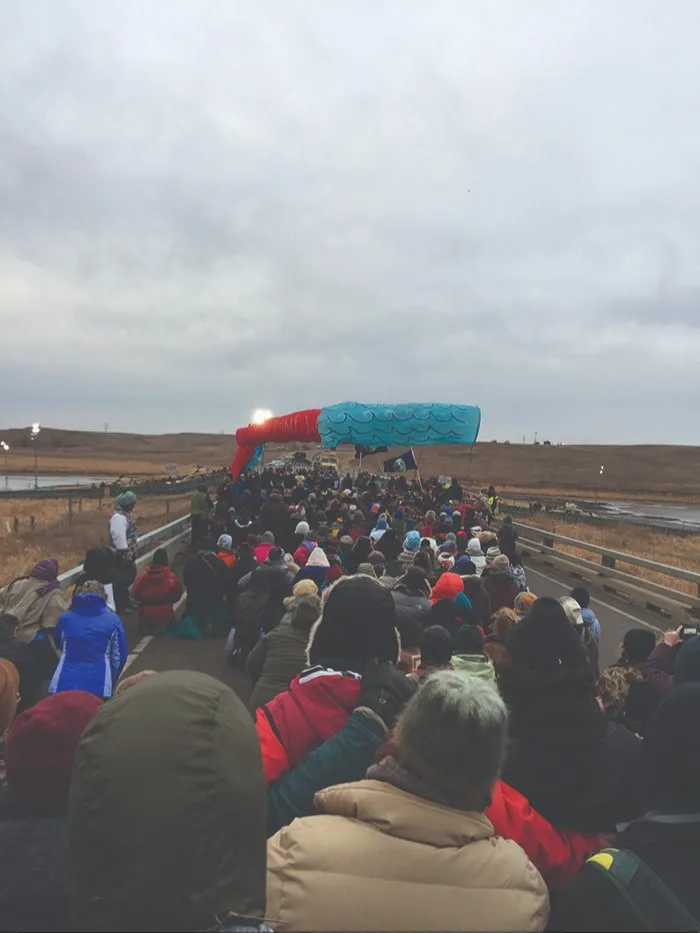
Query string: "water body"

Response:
xmin=1 ymin=474 xmax=109 ymax=491
xmin=594 ymin=500 xmax=700 ymax=532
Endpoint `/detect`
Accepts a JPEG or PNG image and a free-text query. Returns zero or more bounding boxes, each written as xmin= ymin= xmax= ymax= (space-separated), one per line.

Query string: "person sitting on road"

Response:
xmin=417 ymin=625 xmax=453 ymax=676
xmin=175 ymin=537 xmax=228 ymax=638
xmin=68 ymin=671 xmax=268 ymax=933
xmin=265 ymin=671 xmax=550 ymax=932
xmin=247 ymin=593 xmax=322 ymax=712
xmin=452 ymin=624 xmax=496 ymax=682
xmin=570 ymin=586 xmax=601 ymax=642
xmin=500 ymin=597 xmax=642 ymax=834
xmin=0 ymin=690 xmax=103 ymax=932
xmin=131 ymin=548 xmax=182 ymax=636
xmin=0 ymin=559 xmax=66 ymax=645
xmin=549 ymin=684 xmax=700 ymax=932
xmin=215 ymin=533 xmax=237 ymax=568
xmin=49 ymin=581 xmax=127 ymax=700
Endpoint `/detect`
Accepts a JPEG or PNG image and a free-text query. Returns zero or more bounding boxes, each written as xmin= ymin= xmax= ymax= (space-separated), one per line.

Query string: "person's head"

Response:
xmin=217 ymin=534 xmax=233 ymax=553
xmin=513 ymin=591 xmax=537 ymax=618
xmin=368 ymin=550 xmax=386 ymax=576
xmin=485 ymin=546 xmax=501 ymax=563
xmin=0 ymin=659 xmax=20 ymax=736
xmin=559 ymin=596 xmax=584 ymax=629
xmin=420 ymin=625 xmax=453 ymax=667
xmin=569 ymin=586 xmax=591 ymax=610
xmin=674 ymin=635 xmax=700 ymax=687
xmin=291 ymin=578 xmax=318 ymax=598
xmin=507 ymin=596 xmax=589 ymax=676
xmin=69 ymin=671 xmax=267 ymax=932
xmin=325 ymin=564 xmax=344 ymax=586
xmin=429 ymin=599 xmax=461 ymax=637
xmin=400 ymin=566 xmax=431 ymax=598
xmin=621 ymin=628 xmax=656 ymax=665
xmin=490 ymin=607 xmax=520 ymax=639
xmin=412 ymin=550 xmax=433 ymax=575
xmin=74 ymin=579 xmax=107 ymax=600
xmin=82 ymin=546 xmax=116 ymax=582
xmin=295 ymin=521 xmax=310 ymax=536
xmin=199 ymin=536 xmax=218 ymax=553
xmin=265 ymin=546 xmax=284 ymax=566
xmin=643 ymin=684 xmax=700 ymax=814
xmin=492 ymin=554 xmax=510 ymax=573
xmin=454 ymin=625 xmax=485 ymax=655
xmin=308 ymin=575 xmax=400 ymax=672
xmin=116 ymin=491 xmax=137 ymax=512
xmin=393 ymin=670 xmax=508 ymax=811
xmin=454 ymin=555 xmax=477 ymax=576
xmin=0 ymin=613 xmax=19 ymax=640
xmin=261 ymin=531 xmax=275 ymax=545
xmin=6 ymin=691 xmax=102 ymax=816
xmin=467 ymin=538 xmax=483 ymax=557
xmin=404 ymin=530 xmax=421 ymax=553
xmin=356 ymin=562 xmax=377 ymax=578
xmin=286 ymin=594 xmax=322 ymax=633
xmin=152 ymin=548 xmax=169 ymax=568
xmin=502 ymin=515 xmax=513 ymax=527
xmin=29 ymin=558 xmax=60 ymax=591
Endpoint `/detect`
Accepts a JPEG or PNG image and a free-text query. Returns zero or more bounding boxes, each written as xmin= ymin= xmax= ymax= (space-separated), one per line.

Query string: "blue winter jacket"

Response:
xmin=49 ymin=593 xmax=128 ymax=698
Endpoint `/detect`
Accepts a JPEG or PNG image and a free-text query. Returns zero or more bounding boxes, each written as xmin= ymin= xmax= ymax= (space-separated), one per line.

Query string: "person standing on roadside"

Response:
xmin=189 ymin=484 xmax=212 ymax=550
xmin=109 ymin=491 xmax=138 ymax=613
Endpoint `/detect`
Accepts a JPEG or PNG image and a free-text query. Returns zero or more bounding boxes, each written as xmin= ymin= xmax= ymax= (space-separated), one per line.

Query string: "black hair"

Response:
xmin=570 ymin=586 xmax=591 ymax=609
xmin=622 ymin=628 xmax=656 ymax=665
xmin=420 ymin=625 xmax=453 ymax=666
xmin=153 ymin=548 xmax=169 ymax=567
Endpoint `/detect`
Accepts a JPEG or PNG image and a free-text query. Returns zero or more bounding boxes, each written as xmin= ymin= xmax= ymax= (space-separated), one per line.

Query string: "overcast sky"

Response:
xmin=2 ymin=1 xmax=699 ymax=444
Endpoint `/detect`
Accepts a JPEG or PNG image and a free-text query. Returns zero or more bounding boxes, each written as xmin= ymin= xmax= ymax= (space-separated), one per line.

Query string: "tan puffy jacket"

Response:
xmin=266 ymin=780 xmax=549 ymax=933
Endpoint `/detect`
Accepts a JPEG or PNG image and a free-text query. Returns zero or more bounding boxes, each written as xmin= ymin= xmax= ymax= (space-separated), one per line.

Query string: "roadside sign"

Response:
xmin=164 ymin=462 xmax=178 ymax=475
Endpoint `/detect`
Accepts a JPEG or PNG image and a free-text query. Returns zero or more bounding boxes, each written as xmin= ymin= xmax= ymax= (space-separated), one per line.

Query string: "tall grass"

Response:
xmin=0 ymin=495 xmax=190 ymax=585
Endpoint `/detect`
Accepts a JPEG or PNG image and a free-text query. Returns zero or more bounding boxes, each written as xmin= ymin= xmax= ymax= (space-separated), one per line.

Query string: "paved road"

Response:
xmin=121 ymin=553 xmax=667 ymax=690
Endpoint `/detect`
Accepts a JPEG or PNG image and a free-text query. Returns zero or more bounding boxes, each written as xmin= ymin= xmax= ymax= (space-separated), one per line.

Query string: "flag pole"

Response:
xmin=411 ymin=447 xmax=423 ymax=490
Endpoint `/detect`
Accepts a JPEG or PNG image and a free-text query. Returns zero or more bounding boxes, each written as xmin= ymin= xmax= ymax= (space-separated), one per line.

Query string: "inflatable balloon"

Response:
xmin=230 ymin=402 xmax=481 ymax=476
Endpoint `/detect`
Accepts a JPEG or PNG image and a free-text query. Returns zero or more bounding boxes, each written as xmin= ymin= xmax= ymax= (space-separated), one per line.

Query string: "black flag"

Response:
xmin=354 ymin=444 xmax=389 ymax=459
xmin=382 ymin=450 xmax=418 ymax=472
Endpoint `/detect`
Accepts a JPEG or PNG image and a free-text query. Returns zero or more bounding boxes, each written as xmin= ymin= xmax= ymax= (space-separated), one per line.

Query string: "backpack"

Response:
xmin=587 ymin=848 xmax=700 ymax=932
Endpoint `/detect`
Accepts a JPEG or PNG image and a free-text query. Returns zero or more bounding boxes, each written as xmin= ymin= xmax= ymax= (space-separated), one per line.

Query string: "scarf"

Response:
xmin=116 ymin=508 xmax=138 ymax=552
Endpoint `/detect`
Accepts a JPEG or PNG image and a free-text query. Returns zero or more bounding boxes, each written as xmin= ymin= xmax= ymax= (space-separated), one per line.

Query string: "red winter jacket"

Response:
xmin=293 ymin=541 xmax=315 ymax=568
xmin=256 ymin=666 xmax=361 ymax=783
xmin=131 ymin=564 xmax=182 ymax=633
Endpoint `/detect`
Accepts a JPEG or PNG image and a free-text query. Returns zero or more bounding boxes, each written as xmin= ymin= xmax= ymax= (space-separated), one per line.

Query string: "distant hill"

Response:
xmin=1 ymin=427 xmax=698 ymax=497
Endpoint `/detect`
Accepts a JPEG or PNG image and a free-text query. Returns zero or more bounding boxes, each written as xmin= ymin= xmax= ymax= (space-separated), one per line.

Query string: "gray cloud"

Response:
xmin=2 ymin=0 xmax=700 ymax=443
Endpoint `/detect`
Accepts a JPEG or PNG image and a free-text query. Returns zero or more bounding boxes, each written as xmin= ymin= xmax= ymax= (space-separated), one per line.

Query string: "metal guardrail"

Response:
xmin=58 ymin=514 xmax=192 ymax=590
xmin=506 ymin=520 xmax=700 ymax=617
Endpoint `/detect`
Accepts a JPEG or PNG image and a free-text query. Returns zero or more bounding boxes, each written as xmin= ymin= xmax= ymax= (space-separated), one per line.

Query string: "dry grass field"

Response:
xmin=516 ymin=512 xmax=700 ymax=597
xmin=0 ymin=494 xmax=190 ymax=586
xmin=1 ymin=426 xmax=700 ymax=499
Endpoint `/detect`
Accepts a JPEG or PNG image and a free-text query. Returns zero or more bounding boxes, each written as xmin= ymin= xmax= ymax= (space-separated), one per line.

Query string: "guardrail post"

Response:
xmin=68 ymin=498 xmax=73 ymax=526
xmin=544 ymin=535 xmax=555 ymax=549
xmin=602 ymin=554 xmax=616 ymax=569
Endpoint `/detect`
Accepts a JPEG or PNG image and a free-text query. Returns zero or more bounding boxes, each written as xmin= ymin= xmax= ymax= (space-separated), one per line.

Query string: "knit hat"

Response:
xmin=438 ymin=554 xmax=455 ymax=572
xmin=467 ymin=539 xmax=483 ymax=557
xmin=420 ymin=625 xmax=453 ymax=666
xmin=74 ymin=579 xmax=107 ymax=599
xmin=292 ymin=579 xmax=319 ymax=598
xmin=453 ymin=592 xmax=473 ymax=617
xmin=308 ymin=575 xmax=400 ymax=670
xmin=261 ymin=531 xmax=275 ymax=544
xmin=217 ymin=534 xmax=233 ymax=551
xmin=675 ymin=635 xmax=700 ymax=687
xmin=116 ymin=491 xmax=137 ymax=511
xmin=559 ymin=596 xmax=584 ymax=628
xmin=455 ymin=556 xmax=477 ymax=576
xmin=30 ymin=558 xmax=61 ymax=596
xmin=404 ymin=530 xmax=421 ymax=552
xmin=486 ymin=547 xmax=501 ymax=562
xmin=306 ymin=547 xmax=330 ymax=569
xmin=357 ymin=562 xmax=377 ymax=577
xmin=5 ymin=691 xmax=103 ymax=815
xmin=295 ymin=521 xmax=310 ymax=536
xmin=492 ymin=554 xmax=510 ymax=572
xmin=0 ymin=659 xmax=20 ymax=734
xmin=265 ymin=547 xmax=284 ymax=566
xmin=339 ymin=536 xmax=354 ymax=547
xmin=470 ymin=526 xmax=482 ymax=536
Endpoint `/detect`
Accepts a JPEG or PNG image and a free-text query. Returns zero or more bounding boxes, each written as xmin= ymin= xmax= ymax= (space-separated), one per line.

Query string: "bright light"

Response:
xmin=31 ymin=423 xmax=41 ymax=436
xmin=251 ymin=409 xmax=273 ymax=425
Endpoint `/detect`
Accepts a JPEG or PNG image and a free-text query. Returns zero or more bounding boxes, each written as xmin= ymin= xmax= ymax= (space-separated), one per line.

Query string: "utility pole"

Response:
xmin=0 ymin=442 xmax=9 ymax=487
xmin=30 ymin=423 xmax=41 ymax=489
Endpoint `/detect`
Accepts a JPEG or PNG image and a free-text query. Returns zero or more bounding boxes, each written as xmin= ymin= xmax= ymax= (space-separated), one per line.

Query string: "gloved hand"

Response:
xmin=357 ymin=660 xmax=418 ymax=731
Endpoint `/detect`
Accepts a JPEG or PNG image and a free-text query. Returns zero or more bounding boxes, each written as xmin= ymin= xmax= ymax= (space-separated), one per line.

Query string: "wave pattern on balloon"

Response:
xmin=317 ymin=402 xmax=482 ymax=448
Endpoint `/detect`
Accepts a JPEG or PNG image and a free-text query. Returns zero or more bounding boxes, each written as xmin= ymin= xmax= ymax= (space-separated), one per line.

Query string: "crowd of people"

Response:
xmin=0 ymin=462 xmax=698 ymax=930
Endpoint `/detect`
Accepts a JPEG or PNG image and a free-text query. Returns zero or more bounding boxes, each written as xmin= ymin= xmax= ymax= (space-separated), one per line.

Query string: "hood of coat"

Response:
xmin=68 ymin=670 xmax=267 ymax=932
xmin=315 ymin=780 xmax=494 ymax=848
xmin=145 ymin=563 xmax=172 ymax=580
xmin=70 ymin=592 xmax=108 ymax=616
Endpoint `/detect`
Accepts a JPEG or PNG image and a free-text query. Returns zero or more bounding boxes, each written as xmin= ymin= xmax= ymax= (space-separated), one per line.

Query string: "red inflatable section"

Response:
xmin=230 ymin=408 xmax=322 ymax=477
